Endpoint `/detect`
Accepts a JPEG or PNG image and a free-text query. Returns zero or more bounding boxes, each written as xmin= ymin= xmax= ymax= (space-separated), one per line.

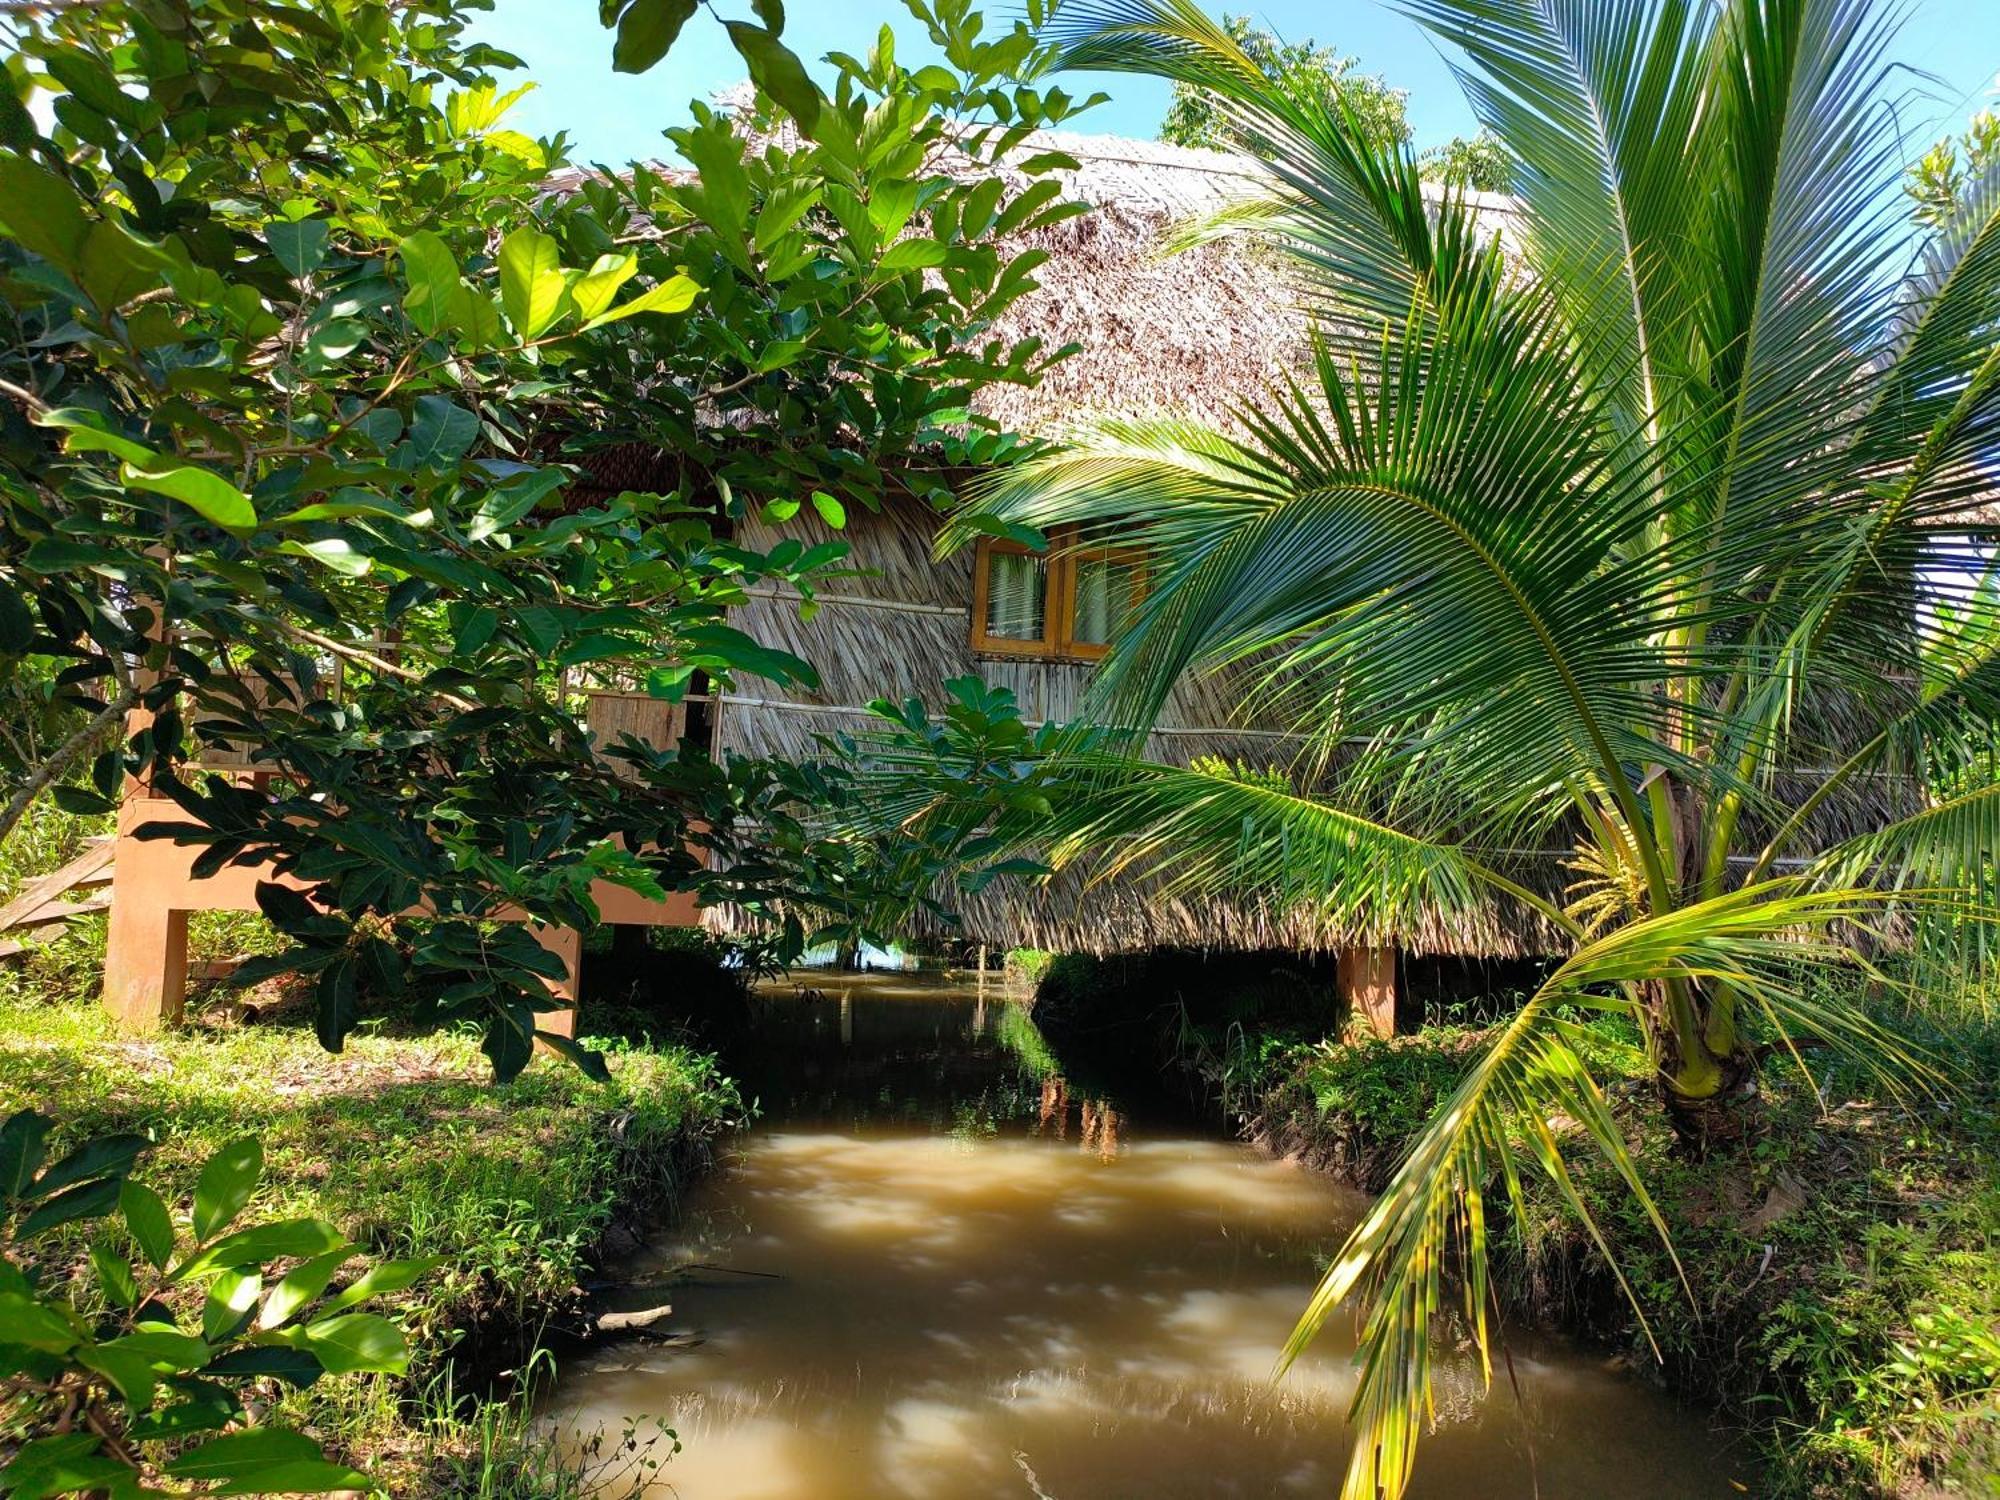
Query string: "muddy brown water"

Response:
xmin=548 ymin=971 xmax=1750 ymax=1498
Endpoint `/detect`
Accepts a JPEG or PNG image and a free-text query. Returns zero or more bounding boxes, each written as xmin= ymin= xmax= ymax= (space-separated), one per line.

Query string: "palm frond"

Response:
xmin=1023 ymin=753 xmax=1560 ymax=942
xmin=1048 ymin=0 xmax=1510 ymax=342
xmin=1402 ymin=0 xmax=1715 ymax=445
xmin=1291 ymin=882 xmax=1921 ymax=1500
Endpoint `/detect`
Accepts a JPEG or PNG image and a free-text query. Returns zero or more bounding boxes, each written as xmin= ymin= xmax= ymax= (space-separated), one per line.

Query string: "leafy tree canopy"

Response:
xmin=1909 ymin=106 xmax=2000 ymax=227
xmin=0 ymin=0 xmax=1079 ymax=1080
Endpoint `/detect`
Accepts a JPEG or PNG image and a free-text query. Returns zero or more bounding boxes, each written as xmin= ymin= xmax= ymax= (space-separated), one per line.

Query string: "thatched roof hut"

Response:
xmin=565 ymin=123 xmax=1927 ymax=970
xmin=663 ymin=128 xmax=1555 ymax=960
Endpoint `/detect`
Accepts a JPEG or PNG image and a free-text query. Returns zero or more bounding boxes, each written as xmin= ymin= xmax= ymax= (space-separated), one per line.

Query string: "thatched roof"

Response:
xmin=969 ymin=132 xmax=1520 ymax=435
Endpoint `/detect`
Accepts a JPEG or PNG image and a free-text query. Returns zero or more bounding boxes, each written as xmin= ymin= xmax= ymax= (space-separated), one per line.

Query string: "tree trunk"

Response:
xmin=1651 ymin=979 xmax=1761 ymax=1154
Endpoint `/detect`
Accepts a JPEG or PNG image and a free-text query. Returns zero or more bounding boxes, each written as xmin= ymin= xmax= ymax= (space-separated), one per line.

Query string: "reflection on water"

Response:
xmin=550 ymin=972 xmax=1746 ymax=1498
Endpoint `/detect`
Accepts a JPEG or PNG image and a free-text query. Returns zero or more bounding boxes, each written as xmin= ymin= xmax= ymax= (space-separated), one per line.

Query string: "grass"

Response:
xmin=0 ymin=987 xmax=742 ymax=1493
xmin=1231 ymin=989 xmax=2000 ymax=1500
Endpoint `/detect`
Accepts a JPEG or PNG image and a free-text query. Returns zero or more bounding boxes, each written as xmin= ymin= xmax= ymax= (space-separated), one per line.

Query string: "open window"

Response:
xmin=970 ymin=527 xmax=1145 ymax=661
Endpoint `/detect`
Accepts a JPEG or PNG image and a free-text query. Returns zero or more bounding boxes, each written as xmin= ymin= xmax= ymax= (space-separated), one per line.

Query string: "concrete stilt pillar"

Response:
xmin=1340 ymin=944 xmax=1398 ymax=1039
xmin=530 ymin=923 xmax=583 ymax=1044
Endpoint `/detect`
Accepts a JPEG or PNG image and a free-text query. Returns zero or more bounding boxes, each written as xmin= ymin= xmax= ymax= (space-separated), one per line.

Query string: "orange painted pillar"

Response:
xmin=1340 ymin=945 xmax=1398 ymax=1039
xmin=530 ymin=923 xmax=583 ymax=1043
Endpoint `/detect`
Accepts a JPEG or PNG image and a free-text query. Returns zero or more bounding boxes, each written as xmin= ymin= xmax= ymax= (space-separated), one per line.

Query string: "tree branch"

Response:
xmin=0 ymin=684 xmax=136 ymax=847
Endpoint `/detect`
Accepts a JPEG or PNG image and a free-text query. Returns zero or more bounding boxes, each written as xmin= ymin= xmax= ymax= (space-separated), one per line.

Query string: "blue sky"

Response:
xmin=472 ymin=1 xmax=2000 ymax=167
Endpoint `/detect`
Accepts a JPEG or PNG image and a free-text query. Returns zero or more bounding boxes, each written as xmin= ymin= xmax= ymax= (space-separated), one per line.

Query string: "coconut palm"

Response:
xmin=938 ymin=1 xmax=2000 ymax=1494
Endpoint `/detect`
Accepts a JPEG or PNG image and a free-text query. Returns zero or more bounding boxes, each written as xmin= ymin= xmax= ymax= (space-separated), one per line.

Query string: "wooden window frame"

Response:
xmin=970 ymin=527 xmax=1146 ymax=662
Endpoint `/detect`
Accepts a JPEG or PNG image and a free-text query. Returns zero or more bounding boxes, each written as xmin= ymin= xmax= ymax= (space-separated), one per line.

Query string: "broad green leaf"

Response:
xmin=121 ymin=1179 xmax=175 ymax=1270
xmin=571 ymin=252 xmax=638 ymax=321
xmin=79 ymin=1342 xmax=158 ymax=1410
xmin=277 ymin=537 xmax=373 ymax=577
xmin=580 ymin=273 xmax=701 ymax=330
xmin=191 ymin=1136 xmax=261 ymax=1243
xmin=0 ymin=1291 xmax=83 ymax=1353
xmin=79 ymin=219 xmax=169 ymax=309
xmin=810 ymin=491 xmax=846 ymax=529
xmin=399 ymin=394 xmax=480 ymax=469
xmin=315 ymin=956 xmax=359 ymax=1051
xmin=266 ymin=218 xmax=329 ymax=279
xmin=754 ymin=182 xmax=822 ymax=250
xmin=755 ymin=338 xmax=808 ymax=372
xmin=291 ymin=1311 xmax=408 ymax=1374
xmin=203 ymin=1266 xmax=261 ymax=1341
xmin=122 ymin=462 xmax=257 ymax=535
xmin=171 ymin=1218 xmax=348 ymax=1284
xmin=165 ymin=1429 xmax=369 ymax=1496
xmin=304 ymin=318 xmax=366 ymax=365
xmin=498 ymin=227 xmax=569 ymax=338
xmin=0 ymin=1109 xmax=50 ymax=1198
xmin=398 ymin=231 xmax=460 ymax=335
xmin=34 ymin=408 xmax=155 ymax=465
xmin=0 ymin=1433 xmax=127 ymax=1498
xmin=17 ymin=1175 xmax=121 ymax=1237
xmin=0 ymin=152 xmax=90 ymax=267
xmin=89 ymin=1245 xmax=140 ymax=1309
xmin=202 ymin=1345 xmax=324 ymax=1387
xmin=315 ymin=1255 xmax=440 ymax=1316
xmin=30 ymin=1133 xmax=147 ymax=1198
xmin=613 ymin=0 xmax=699 ymax=73
xmin=51 ymin=785 xmax=116 ymax=816
xmin=534 ymin=1032 xmax=613 ymax=1082
xmin=259 ymin=1248 xmax=356 ymax=1330
xmin=0 ymin=582 xmax=33 ymax=653
xmin=723 ymin=20 xmax=820 ymax=137
xmin=878 ymin=239 xmax=948 ymax=272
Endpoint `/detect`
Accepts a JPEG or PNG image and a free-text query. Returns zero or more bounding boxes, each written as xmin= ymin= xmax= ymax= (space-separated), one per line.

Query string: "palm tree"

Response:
xmin=939 ymin=2 xmax=2000 ymax=1494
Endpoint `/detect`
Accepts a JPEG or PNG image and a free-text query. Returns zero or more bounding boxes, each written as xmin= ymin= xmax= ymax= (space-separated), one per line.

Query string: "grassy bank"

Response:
xmin=1244 ymin=1004 xmax=2000 ymax=1499
xmin=0 ymin=989 xmax=742 ymax=1495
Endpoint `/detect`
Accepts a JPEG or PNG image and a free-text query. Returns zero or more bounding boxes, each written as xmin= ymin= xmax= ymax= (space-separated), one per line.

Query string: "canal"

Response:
xmin=549 ymin=970 xmax=1747 ymax=1498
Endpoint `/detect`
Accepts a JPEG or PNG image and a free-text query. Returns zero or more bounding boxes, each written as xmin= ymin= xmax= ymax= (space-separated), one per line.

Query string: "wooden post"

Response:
xmin=103 ymin=831 xmax=189 ymax=1031
xmin=1340 ymin=944 xmax=1398 ymax=1039
xmin=530 ymin=923 xmax=583 ymax=1044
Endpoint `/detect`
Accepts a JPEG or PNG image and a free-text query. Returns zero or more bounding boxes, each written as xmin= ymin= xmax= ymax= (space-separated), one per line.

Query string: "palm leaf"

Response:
xmin=1295 ymin=883 xmax=1917 ymax=1500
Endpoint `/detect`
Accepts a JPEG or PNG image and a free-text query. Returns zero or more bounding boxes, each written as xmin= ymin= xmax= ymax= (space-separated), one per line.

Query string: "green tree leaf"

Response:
xmin=612 ymin=0 xmax=699 ymax=73
xmin=724 ymin=21 xmax=821 ymax=137
xmin=398 ymin=231 xmax=461 ymax=335
xmin=164 ymin=1429 xmax=369 ymax=1496
xmin=121 ymin=462 xmax=257 ymax=535
xmin=878 ymin=239 xmax=948 ymax=272
xmin=579 ymin=272 xmax=701 ymax=330
xmin=191 ymin=1137 xmax=262 ymax=1243
xmin=398 ymin=394 xmax=480 ymax=469
xmin=258 ymin=1248 xmax=357 ymax=1330
xmin=0 ymin=1110 xmax=50 ymax=1198
xmin=172 ymin=1218 xmax=348 ymax=1285
xmin=290 ymin=1312 xmax=408 ymax=1374
xmin=571 ymin=252 xmax=638 ymax=321
xmin=0 ymin=152 xmax=90 ymax=267
xmin=29 ymin=1132 xmax=147 ymax=1198
xmin=498 ymin=226 xmax=569 ymax=338
xmin=17 ymin=1176 xmax=122 ymax=1238
xmin=266 ymin=219 xmax=330 ymax=279
xmin=120 ymin=1179 xmax=176 ymax=1270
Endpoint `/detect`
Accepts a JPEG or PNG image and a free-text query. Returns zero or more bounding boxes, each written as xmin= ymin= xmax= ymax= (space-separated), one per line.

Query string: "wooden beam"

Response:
xmin=0 ymin=841 xmax=114 ymax=932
